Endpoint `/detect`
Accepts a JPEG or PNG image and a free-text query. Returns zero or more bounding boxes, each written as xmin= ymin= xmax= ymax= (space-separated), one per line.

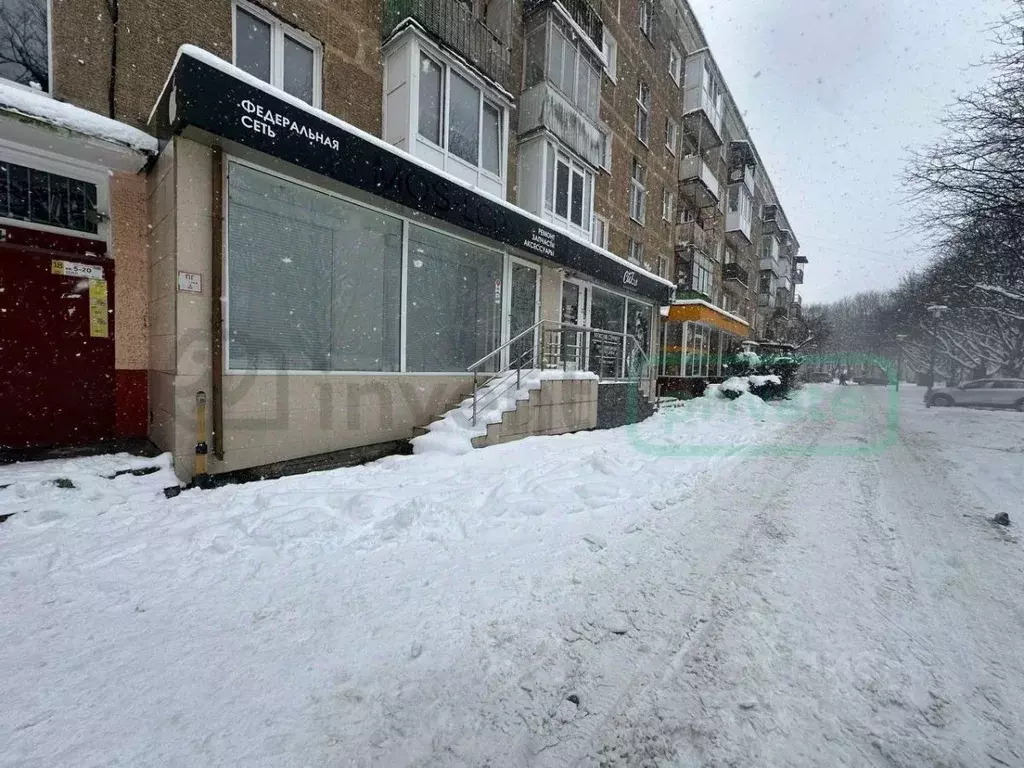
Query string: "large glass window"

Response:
xmin=234 ymin=2 xmax=321 ymax=106
xmin=0 ymin=0 xmax=49 ymax=91
xmin=418 ymin=53 xmax=443 ymax=145
xmin=546 ymin=19 xmax=599 ymax=121
xmin=692 ymin=252 xmax=713 ymax=296
xmin=448 ymin=72 xmax=481 ymax=165
xmin=589 ymin=288 xmax=625 ymax=379
xmin=406 ymin=225 xmax=503 ymax=372
xmin=227 ymin=164 xmax=402 ymax=371
xmin=419 ymin=53 xmax=505 ymax=177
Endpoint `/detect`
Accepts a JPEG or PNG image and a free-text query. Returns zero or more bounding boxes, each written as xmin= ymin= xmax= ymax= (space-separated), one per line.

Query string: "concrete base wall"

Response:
xmin=472 ymin=379 xmax=598 ymax=448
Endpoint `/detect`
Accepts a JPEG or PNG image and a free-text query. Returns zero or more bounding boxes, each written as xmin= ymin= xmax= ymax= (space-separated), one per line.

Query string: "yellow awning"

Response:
xmin=665 ymin=301 xmax=750 ymax=338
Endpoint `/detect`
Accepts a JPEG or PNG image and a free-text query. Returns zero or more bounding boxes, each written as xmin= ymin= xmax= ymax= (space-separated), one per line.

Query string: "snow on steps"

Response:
xmin=411 ymin=369 xmax=599 ymax=455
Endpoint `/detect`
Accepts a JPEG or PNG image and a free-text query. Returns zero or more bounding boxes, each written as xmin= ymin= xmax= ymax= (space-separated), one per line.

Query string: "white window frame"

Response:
xmin=602 ymin=28 xmax=617 ymax=82
xmin=599 ymin=123 xmax=613 ymax=172
xmin=0 ymin=0 xmax=53 ymax=95
xmin=592 ymin=213 xmax=609 ymax=249
xmin=222 ymin=155 xmax=541 ymax=377
xmin=232 ymin=0 xmax=323 ymax=108
xmin=669 ymin=43 xmax=681 ymax=86
xmin=635 ymin=81 xmax=650 ymax=144
xmin=543 ymin=140 xmax=594 ymax=238
xmin=547 ymin=20 xmax=600 ymax=122
xmin=416 ymin=47 xmax=507 ymax=183
xmin=665 ymin=117 xmax=678 ymax=155
xmin=639 ymin=0 xmax=652 ymax=39
xmin=659 ymin=253 xmax=670 ymax=280
xmin=628 ymin=237 xmax=644 ymax=266
xmin=691 ymin=252 xmax=713 ymax=296
xmin=629 ymin=157 xmax=646 ymax=224
xmin=0 ymin=138 xmax=109 ymax=242
xmin=662 ymin=189 xmax=674 ymax=222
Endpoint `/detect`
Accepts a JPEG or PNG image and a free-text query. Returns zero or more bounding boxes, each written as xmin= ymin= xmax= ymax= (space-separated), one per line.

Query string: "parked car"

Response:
xmin=926 ymin=378 xmax=1024 ymax=410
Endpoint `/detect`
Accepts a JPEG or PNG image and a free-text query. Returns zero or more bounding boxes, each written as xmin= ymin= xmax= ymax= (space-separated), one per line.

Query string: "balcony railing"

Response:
xmin=723 ymin=262 xmax=748 ymax=287
xmin=523 ymin=0 xmax=603 ymax=49
xmin=383 ymin=0 xmax=512 ymax=90
xmin=679 ymin=155 xmax=720 ymax=208
xmin=678 ymin=220 xmax=714 ymax=257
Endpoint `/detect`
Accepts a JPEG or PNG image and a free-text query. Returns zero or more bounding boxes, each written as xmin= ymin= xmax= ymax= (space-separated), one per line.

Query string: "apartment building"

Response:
xmin=0 ymin=0 xmax=804 ymax=477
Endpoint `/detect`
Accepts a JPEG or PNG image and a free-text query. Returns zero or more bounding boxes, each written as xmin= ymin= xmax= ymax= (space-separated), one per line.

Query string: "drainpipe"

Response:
xmin=106 ymin=0 xmax=120 ymax=118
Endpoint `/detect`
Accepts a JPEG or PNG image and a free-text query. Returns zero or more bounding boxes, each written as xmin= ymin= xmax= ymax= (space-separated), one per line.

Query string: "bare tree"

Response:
xmin=0 ymin=0 xmax=48 ymax=90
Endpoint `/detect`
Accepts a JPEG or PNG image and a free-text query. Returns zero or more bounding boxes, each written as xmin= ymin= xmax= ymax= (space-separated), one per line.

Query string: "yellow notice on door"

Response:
xmin=88 ymin=279 xmax=109 ymax=338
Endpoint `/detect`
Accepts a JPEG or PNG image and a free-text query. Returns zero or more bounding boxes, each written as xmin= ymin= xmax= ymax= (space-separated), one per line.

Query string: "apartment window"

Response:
xmin=599 ymin=124 xmax=613 ymax=171
xmin=234 ymin=1 xmax=321 ymax=106
xmin=593 ymin=214 xmax=609 ymax=249
xmin=669 ymin=43 xmax=681 ymax=86
xmin=639 ymin=0 xmax=652 ymax=39
xmin=0 ymin=0 xmax=48 ymax=91
xmin=628 ymin=237 xmax=644 ymax=265
xmin=418 ymin=53 xmax=505 ymax=176
xmin=635 ymin=81 xmax=650 ymax=144
xmin=548 ymin=21 xmax=600 ymax=120
xmin=0 ymin=161 xmax=98 ymax=235
xmin=724 ymin=246 xmax=737 ymax=265
xmin=662 ymin=189 xmax=675 ymax=222
xmin=759 ymin=272 xmax=772 ymax=294
xmin=691 ymin=252 xmax=713 ymax=296
xmin=629 ymin=158 xmax=646 ymax=224
xmin=544 ymin=142 xmax=593 ymax=235
xmin=603 ymin=28 xmax=618 ymax=81
xmin=659 ymin=253 xmax=671 ymax=280
xmin=665 ymin=117 xmax=679 ymax=155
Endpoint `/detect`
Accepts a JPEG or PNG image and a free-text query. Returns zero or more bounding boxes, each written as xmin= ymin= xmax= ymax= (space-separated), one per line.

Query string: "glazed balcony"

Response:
xmin=794 ymin=267 xmax=805 ymax=284
xmin=519 ymin=81 xmax=605 ymax=168
xmin=679 ymin=155 xmax=721 ymax=209
xmin=725 ymin=183 xmax=753 ymax=246
xmin=678 ymin=219 xmax=715 ymax=258
xmin=682 ymin=51 xmax=724 ymax=151
xmin=383 ymin=0 xmax=512 ymax=90
xmin=523 ymin=0 xmax=603 ymax=49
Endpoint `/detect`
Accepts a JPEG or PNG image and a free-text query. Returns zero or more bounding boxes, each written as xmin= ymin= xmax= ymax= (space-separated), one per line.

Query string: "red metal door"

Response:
xmin=0 ymin=227 xmax=115 ymax=450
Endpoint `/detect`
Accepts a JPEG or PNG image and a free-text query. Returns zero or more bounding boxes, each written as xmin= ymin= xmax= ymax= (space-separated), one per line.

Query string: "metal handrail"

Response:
xmin=467 ymin=319 xmax=545 ymax=373
xmin=468 ymin=320 xmax=657 ymax=425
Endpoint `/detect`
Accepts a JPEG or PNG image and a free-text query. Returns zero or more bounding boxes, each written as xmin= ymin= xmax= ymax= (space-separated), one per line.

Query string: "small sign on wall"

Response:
xmin=88 ymin=279 xmax=108 ymax=338
xmin=177 ymin=271 xmax=202 ymax=294
xmin=52 ymin=259 xmax=104 ymax=280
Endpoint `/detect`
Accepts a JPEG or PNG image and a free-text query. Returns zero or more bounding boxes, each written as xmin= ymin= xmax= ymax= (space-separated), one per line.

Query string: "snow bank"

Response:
xmin=0 ymin=83 xmax=157 ymax=153
xmin=0 ymin=392 xmax=806 ymax=766
xmin=411 ymin=368 xmax=598 ymax=455
xmin=749 ymin=374 xmax=782 ymax=387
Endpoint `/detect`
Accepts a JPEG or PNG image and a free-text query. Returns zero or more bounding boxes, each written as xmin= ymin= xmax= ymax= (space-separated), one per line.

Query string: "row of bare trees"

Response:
xmin=804 ymin=3 xmax=1024 ymax=380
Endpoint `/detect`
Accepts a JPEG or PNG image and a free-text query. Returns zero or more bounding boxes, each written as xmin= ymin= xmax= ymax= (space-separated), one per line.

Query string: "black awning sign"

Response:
xmin=240 ymin=99 xmax=341 ymax=151
xmin=150 ymin=49 xmax=674 ymax=304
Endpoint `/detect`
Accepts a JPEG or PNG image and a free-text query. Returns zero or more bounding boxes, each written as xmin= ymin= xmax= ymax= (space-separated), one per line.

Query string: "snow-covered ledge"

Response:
xmin=0 ymin=83 xmax=156 ymax=173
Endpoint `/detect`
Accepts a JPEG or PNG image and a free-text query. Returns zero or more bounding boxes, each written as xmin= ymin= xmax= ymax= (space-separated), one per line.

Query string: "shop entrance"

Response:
xmin=561 ymin=279 xmax=652 ymax=379
xmin=0 ymin=226 xmax=115 ymax=450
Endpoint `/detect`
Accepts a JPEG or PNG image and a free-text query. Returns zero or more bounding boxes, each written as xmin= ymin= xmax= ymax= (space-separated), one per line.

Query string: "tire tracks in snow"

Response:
xmin=524 ymin=401 xmax=832 ymax=767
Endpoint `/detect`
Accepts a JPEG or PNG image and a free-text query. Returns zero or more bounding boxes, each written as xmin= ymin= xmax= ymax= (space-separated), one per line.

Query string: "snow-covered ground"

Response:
xmin=2 ymin=385 xmax=1022 ymax=766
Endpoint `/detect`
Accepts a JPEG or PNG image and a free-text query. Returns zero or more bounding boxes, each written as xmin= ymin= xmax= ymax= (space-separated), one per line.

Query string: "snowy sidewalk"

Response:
xmin=2 ymin=386 xmax=1023 ymax=766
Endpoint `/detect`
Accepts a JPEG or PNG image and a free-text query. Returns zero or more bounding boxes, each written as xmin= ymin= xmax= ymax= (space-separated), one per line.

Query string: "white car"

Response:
xmin=927 ymin=378 xmax=1024 ymax=411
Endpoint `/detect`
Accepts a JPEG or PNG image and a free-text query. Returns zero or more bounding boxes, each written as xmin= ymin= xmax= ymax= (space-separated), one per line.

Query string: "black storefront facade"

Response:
xmin=146 ymin=46 xmax=674 ymax=480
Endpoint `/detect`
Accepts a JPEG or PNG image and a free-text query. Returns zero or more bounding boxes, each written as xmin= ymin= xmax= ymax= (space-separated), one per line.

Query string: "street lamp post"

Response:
xmin=895 ymin=333 xmax=907 ymax=391
xmin=925 ymin=305 xmax=948 ymax=405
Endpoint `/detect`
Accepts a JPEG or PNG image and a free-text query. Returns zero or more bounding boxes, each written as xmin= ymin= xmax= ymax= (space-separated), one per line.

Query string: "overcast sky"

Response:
xmin=685 ymin=0 xmax=1012 ymax=304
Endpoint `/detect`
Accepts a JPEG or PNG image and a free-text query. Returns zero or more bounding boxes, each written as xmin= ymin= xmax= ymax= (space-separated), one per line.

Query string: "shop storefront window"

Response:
xmin=227 ymin=163 xmax=402 ymax=371
xmin=406 ymin=224 xmax=503 ymax=372
xmin=589 ymin=288 xmax=625 ymax=378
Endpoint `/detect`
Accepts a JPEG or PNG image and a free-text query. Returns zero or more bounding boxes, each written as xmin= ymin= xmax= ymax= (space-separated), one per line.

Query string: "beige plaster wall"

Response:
xmin=472 ymin=378 xmax=598 ymax=448
xmin=111 ymin=172 xmax=149 ymax=370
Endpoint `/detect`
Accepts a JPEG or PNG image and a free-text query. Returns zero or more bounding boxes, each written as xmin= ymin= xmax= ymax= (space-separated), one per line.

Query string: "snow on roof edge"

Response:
xmin=152 ymin=44 xmax=674 ymax=294
xmin=0 ymin=82 xmax=157 ymax=155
